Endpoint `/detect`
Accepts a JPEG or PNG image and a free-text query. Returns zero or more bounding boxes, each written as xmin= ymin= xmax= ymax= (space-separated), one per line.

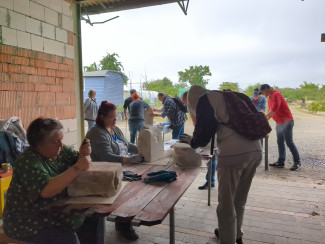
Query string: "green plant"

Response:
xmin=308 ymin=102 xmax=322 ymax=113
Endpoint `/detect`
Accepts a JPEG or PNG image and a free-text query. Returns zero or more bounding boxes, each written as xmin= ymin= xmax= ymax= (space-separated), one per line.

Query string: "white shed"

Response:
xmin=83 ymin=70 xmax=124 ymax=106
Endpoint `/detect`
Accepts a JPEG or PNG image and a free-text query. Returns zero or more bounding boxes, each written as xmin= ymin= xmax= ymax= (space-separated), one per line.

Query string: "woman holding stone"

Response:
xmin=3 ymin=117 xmax=104 ymax=244
xmin=86 ymin=101 xmax=143 ymax=240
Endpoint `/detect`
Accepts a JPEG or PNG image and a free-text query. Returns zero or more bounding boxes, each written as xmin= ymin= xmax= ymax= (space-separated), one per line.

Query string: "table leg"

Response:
xmin=170 ymin=207 xmax=175 ymax=244
xmin=265 ymin=136 xmax=269 ymax=171
xmin=208 ymin=159 xmax=212 ymax=206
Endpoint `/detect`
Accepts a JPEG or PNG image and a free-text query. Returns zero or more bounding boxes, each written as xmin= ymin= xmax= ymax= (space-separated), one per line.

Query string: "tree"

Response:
xmin=218 ymin=82 xmax=240 ymax=92
xmin=178 ymin=65 xmax=212 ymax=88
xmin=83 ymin=52 xmax=128 ymax=85
xmin=243 ymin=83 xmax=261 ymax=96
xmin=142 ymin=77 xmax=179 ymax=96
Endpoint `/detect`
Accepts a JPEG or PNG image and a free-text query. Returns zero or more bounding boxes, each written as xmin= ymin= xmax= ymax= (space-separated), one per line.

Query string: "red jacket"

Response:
xmin=268 ymin=90 xmax=293 ymax=124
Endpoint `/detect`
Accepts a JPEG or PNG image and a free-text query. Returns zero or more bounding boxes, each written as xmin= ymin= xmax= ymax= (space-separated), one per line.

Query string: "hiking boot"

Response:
xmin=290 ymin=162 xmax=301 ymax=171
xmin=198 ymin=182 xmax=215 ymax=190
xmin=269 ymin=162 xmax=284 ymax=168
xmin=115 ymin=222 xmax=139 ymax=240
xmin=214 ymin=228 xmax=243 ymax=244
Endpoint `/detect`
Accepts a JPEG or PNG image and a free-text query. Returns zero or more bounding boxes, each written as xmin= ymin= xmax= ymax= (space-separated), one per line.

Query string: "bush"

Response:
xmin=308 ymin=102 xmax=323 ymax=113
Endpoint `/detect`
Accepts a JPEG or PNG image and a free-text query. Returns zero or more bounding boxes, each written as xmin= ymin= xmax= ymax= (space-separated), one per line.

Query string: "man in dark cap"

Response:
xmin=123 ymin=89 xmax=137 ymax=121
xmin=259 ymin=84 xmax=301 ymax=171
xmin=250 ymin=88 xmax=266 ymax=113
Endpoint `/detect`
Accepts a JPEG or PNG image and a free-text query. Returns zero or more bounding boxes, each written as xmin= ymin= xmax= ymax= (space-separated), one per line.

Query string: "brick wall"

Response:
xmin=0 ymin=0 xmax=78 ymax=147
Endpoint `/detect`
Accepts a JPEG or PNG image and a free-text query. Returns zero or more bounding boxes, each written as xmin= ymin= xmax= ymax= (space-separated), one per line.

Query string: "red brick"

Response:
xmin=17 ymin=49 xmax=33 ymax=58
xmin=55 ymin=106 xmax=64 ymax=119
xmin=27 ymin=75 xmax=42 ymax=83
xmin=16 ymin=82 xmax=35 ymax=91
xmin=62 ymin=105 xmax=76 ymax=119
xmin=56 ymin=92 xmax=70 ymax=106
xmin=39 ymin=106 xmax=56 ymax=118
xmin=0 ymin=72 xmax=9 ymax=82
xmin=29 ymin=59 xmax=36 ymax=67
xmin=0 ymin=45 xmax=17 ymax=55
xmin=0 ymin=54 xmax=13 ymax=63
xmin=18 ymin=91 xmax=38 ymax=108
xmin=7 ymin=73 xmax=27 ymax=83
xmin=12 ymin=56 xmax=29 ymax=65
xmin=0 ymin=64 xmax=2 ymax=72
xmin=62 ymin=78 xmax=75 ymax=92
xmin=38 ymin=92 xmax=56 ymax=106
xmin=20 ymin=107 xmax=40 ymax=126
xmin=37 ymin=67 xmax=48 ymax=76
xmin=21 ymin=65 xmax=38 ymax=75
xmin=41 ymin=76 xmax=56 ymax=84
xmin=56 ymin=78 xmax=62 ymax=85
xmin=49 ymin=55 xmax=62 ymax=64
xmin=45 ymin=61 xmax=59 ymax=70
xmin=58 ymin=63 xmax=70 ymax=71
xmin=34 ymin=59 xmax=47 ymax=68
xmin=0 ymin=82 xmax=17 ymax=90
xmin=0 ymin=91 xmax=18 ymax=108
xmin=37 ymin=52 xmax=50 ymax=61
xmin=63 ymin=58 xmax=73 ymax=66
xmin=49 ymin=84 xmax=63 ymax=92
xmin=35 ymin=84 xmax=50 ymax=92
xmin=70 ymin=92 xmax=76 ymax=105
xmin=68 ymin=32 xmax=74 ymax=46
xmin=3 ymin=63 xmax=21 ymax=73
xmin=47 ymin=69 xmax=56 ymax=77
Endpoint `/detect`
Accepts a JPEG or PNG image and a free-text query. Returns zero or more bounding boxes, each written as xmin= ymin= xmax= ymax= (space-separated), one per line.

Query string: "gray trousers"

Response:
xmin=217 ymin=151 xmax=262 ymax=244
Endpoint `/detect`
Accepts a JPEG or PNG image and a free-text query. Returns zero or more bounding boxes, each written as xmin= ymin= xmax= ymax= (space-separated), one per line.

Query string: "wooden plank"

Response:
xmin=132 ymin=167 xmax=201 ymax=226
xmin=108 ymin=165 xmax=180 ymax=221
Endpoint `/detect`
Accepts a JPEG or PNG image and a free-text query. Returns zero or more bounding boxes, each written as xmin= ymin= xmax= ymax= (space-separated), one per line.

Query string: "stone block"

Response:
xmin=2 ymin=26 xmax=17 ymax=46
xmin=62 ymin=14 xmax=73 ymax=32
xmin=31 ymin=34 xmax=44 ymax=52
xmin=60 ymin=118 xmax=69 ymax=133
xmin=49 ymin=0 xmax=62 ymax=13
xmin=30 ymin=1 xmax=45 ymax=21
xmin=26 ymin=17 xmax=41 ymax=36
xmin=144 ymin=109 xmax=153 ymax=125
xmin=138 ymin=126 xmax=164 ymax=163
xmin=67 ymin=162 xmax=123 ymax=198
xmin=65 ymin=44 xmax=74 ymax=59
xmin=9 ymin=10 xmax=25 ymax=31
xmin=0 ymin=0 xmax=13 ymax=10
xmin=45 ymin=7 xmax=58 ymax=26
xmin=55 ymin=40 xmax=65 ymax=56
xmin=0 ymin=7 xmax=8 ymax=26
xmin=42 ymin=22 xmax=55 ymax=39
xmin=17 ymin=30 xmax=31 ymax=49
xmin=43 ymin=38 xmax=56 ymax=55
xmin=172 ymin=143 xmax=202 ymax=167
xmin=62 ymin=130 xmax=77 ymax=147
xmin=62 ymin=0 xmax=71 ymax=17
xmin=68 ymin=118 xmax=77 ymax=132
xmin=13 ymin=0 xmax=29 ymax=16
xmin=55 ymin=27 xmax=67 ymax=43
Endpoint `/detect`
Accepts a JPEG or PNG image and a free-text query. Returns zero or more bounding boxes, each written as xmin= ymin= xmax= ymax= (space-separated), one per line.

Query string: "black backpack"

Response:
xmin=172 ymin=96 xmax=187 ymax=113
xmin=0 ymin=131 xmax=19 ymax=166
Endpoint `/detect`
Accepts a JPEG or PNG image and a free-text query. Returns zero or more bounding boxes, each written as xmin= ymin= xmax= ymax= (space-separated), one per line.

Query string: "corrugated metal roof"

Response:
xmin=83 ymin=70 xmax=123 ymax=77
xmin=77 ymin=0 xmax=182 ymax=15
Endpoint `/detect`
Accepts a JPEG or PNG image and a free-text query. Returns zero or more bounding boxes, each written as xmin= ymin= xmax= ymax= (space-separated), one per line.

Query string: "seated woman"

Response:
xmin=3 ymin=117 xmax=103 ymax=244
xmin=86 ymin=101 xmax=143 ymax=240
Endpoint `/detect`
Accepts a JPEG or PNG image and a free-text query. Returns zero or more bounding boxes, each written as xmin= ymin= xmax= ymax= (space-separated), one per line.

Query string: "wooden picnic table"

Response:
xmin=44 ymin=161 xmax=200 ymax=244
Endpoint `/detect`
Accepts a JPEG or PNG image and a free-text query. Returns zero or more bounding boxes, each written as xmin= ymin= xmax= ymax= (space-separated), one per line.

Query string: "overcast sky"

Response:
xmin=81 ymin=0 xmax=325 ymax=91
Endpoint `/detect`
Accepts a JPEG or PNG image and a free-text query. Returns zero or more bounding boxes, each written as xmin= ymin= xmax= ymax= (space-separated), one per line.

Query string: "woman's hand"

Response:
xmin=79 ymin=139 xmax=91 ymax=156
xmin=74 ymin=156 xmax=91 ymax=171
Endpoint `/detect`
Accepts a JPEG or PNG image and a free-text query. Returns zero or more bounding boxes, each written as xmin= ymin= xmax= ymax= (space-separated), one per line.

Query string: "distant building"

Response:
xmin=83 ymin=70 xmax=124 ymax=106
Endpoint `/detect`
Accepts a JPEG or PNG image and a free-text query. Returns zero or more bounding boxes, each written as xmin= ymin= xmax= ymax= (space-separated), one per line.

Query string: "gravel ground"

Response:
xmin=116 ymin=105 xmax=325 ymax=185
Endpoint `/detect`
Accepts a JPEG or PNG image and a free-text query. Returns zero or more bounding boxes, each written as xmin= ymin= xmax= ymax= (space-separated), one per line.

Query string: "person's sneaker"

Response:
xmin=269 ymin=162 xmax=284 ymax=168
xmin=290 ymin=162 xmax=301 ymax=171
xmin=214 ymin=228 xmax=243 ymax=244
xmin=198 ymin=182 xmax=215 ymax=190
